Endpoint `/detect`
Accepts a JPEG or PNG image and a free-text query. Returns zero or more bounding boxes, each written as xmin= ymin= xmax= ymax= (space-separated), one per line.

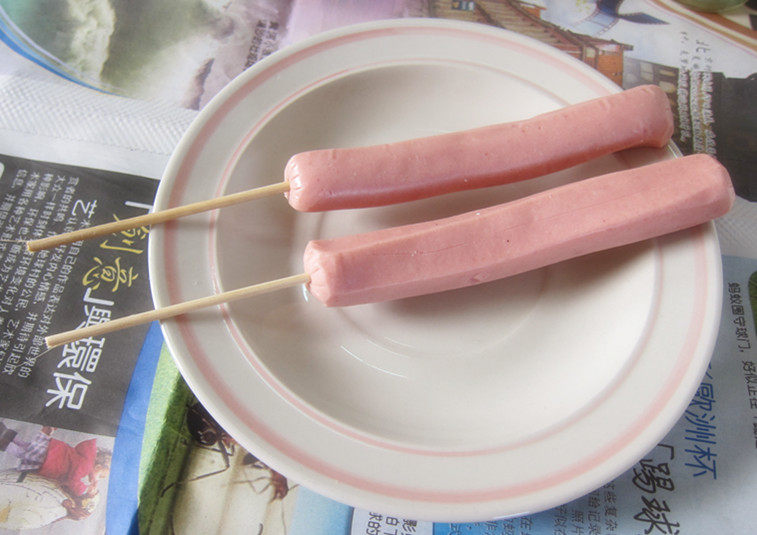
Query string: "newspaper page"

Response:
xmin=0 ymin=0 xmax=755 ymax=534
xmin=0 ymin=154 xmax=157 ymax=532
xmin=0 ymin=46 xmax=195 ymax=532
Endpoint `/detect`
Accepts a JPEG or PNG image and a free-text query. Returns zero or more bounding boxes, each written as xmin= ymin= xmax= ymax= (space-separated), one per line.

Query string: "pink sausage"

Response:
xmin=286 ymin=85 xmax=674 ymax=212
xmin=304 ymin=154 xmax=734 ymax=307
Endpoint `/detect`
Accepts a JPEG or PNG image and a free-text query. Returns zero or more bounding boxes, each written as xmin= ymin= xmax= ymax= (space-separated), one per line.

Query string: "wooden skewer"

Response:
xmin=27 ymin=181 xmax=291 ymax=252
xmin=44 ymin=273 xmax=310 ymax=349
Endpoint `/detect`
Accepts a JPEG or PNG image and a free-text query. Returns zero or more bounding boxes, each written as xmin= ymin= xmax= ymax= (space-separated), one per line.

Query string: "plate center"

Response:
xmin=214 ymin=61 xmax=659 ymax=451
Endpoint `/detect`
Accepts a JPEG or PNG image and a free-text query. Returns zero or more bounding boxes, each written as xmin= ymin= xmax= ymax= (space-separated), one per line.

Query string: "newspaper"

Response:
xmin=0 ymin=0 xmax=755 ymax=533
xmin=0 ymin=74 xmax=195 ymax=532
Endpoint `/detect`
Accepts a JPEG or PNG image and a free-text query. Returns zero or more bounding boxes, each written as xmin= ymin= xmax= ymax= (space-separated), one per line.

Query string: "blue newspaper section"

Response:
xmin=106 ymin=321 xmax=163 ymax=535
xmin=288 ymin=255 xmax=757 ymax=534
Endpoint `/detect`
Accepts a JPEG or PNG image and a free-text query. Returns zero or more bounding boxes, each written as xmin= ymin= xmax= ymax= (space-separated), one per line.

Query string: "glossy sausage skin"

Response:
xmin=286 ymin=85 xmax=674 ymax=212
xmin=304 ymin=155 xmax=733 ymax=306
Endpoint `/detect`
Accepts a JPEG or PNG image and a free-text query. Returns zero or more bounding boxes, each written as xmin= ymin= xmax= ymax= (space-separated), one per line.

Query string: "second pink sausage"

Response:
xmin=285 ymin=85 xmax=674 ymax=212
xmin=304 ymin=155 xmax=734 ymax=307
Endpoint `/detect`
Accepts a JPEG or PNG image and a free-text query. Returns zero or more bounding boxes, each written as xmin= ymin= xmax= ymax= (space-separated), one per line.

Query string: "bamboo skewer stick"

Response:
xmin=27 ymin=181 xmax=291 ymax=252
xmin=44 ymin=273 xmax=310 ymax=349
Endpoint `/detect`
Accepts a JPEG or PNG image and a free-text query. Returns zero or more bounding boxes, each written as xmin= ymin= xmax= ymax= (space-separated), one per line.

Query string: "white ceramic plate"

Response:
xmin=149 ymin=19 xmax=722 ymax=521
